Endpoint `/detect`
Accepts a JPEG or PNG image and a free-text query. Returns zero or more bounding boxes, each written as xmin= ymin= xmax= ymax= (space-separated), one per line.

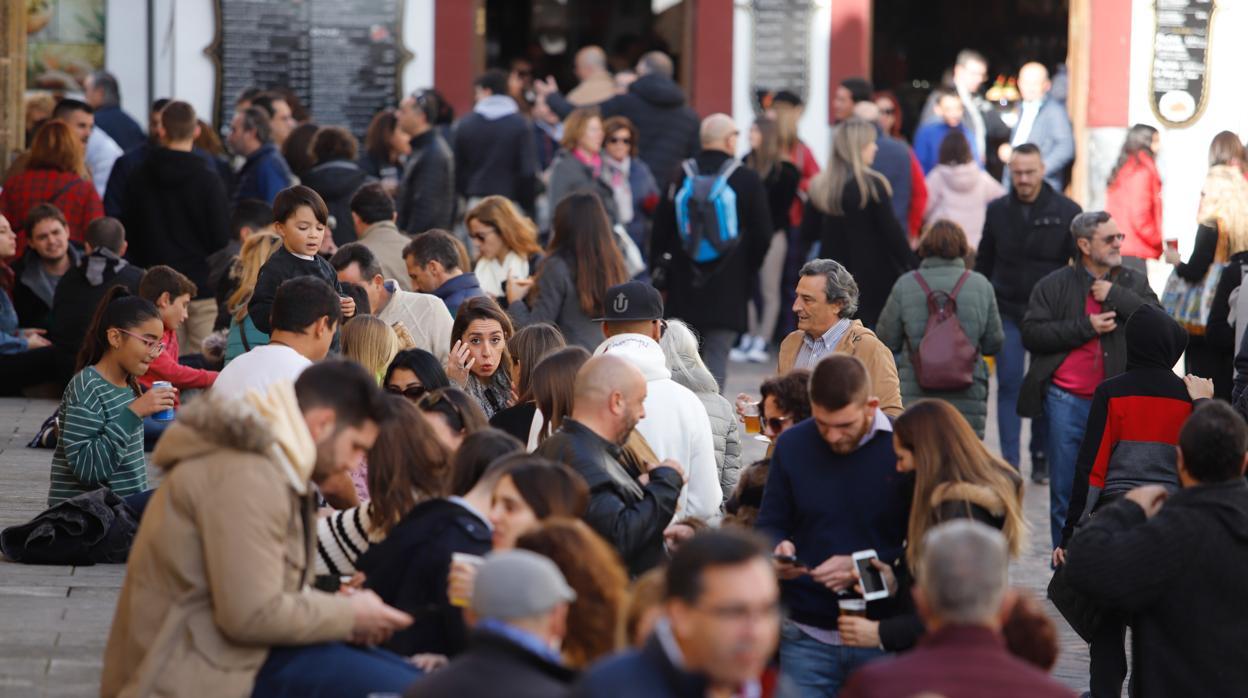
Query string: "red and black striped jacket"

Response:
xmin=1061 ymin=304 xmax=1192 ymax=548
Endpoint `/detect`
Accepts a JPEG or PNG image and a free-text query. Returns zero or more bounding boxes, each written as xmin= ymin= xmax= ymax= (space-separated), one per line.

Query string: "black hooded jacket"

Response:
xmin=120 ymin=147 xmax=230 ymax=298
xmin=549 ymin=73 xmax=700 ymax=189
xmin=49 ymin=249 xmax=144 ymax=371
xmin=301 ymin=159 xmax=375 ymax=246
xmin=1059 ymin=304 xmax=1192 ymax=548
xmin=1065 ymin=477 xmax=1248 ymax=698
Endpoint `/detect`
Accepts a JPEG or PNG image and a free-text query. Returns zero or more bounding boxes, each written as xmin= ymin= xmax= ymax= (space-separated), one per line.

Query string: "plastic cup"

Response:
xmin=448 ymin=552 xmax=484 ymax=607
xmin=743 ymin=401 xmax=761 ymax=435
xmin=838 ymin=597 xmax=867 ymax=618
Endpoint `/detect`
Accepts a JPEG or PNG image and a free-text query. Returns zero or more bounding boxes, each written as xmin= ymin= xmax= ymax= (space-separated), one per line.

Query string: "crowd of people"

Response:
xmin=2 ymin=44 xmax=1248 ymax=698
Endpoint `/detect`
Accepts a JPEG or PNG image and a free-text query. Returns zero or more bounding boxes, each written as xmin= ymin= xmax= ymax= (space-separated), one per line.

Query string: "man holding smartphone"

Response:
xmin=756 ymin=355 xmax=912 ymax=696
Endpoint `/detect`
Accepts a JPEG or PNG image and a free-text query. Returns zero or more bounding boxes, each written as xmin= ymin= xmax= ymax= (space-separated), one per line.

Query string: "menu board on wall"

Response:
xmin=208 ymin=0 xmax=409 ymax=136
xmin=750 ymin=0 xmax=813 ymax=110
xmin=1150 ymin=0 xmax=1216 ymax=128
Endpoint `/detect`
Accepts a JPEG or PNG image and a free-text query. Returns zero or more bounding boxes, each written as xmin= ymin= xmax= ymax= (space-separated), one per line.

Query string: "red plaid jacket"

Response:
xmin=0 ymin=169 xmax=103 ymax=259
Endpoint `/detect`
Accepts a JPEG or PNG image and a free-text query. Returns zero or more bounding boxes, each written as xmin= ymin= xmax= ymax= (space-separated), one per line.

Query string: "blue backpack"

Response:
xmin=674 ymin=158 xmax=741 ymax=270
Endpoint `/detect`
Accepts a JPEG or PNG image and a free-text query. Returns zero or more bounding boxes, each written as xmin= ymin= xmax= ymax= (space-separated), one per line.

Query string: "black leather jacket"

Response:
xmin=536 ymin=420 xmax=682 ymax=576
xmin=397 ymin=130 xmax=455 ymax=235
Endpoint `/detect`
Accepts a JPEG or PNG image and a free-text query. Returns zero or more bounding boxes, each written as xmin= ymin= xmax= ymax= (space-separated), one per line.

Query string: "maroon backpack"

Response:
xmin=910 ymin=270 xmax=976 ymax=391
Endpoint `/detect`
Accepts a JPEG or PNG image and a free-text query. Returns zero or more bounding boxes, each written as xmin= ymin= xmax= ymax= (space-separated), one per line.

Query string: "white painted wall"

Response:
xmin=104 ymin=0 xmax=436 ymax=129
xmin=731 ymin=0 xmax=831 ymax=166
xmin=1126 ymin=0 xmax=1248 ymax=256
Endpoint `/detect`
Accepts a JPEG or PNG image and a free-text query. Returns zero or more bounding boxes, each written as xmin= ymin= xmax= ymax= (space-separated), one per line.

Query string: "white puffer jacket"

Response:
xmin=595 ymin=334 xmax=722 ymax=523
xmin=694 ymin=390 xmax=742 ymax=501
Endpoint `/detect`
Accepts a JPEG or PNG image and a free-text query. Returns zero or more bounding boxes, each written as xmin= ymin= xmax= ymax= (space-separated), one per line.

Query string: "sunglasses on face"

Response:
xmin=387 ymin=385 xmax=427 ymax=401
xmin=608 ymin=136 xmax=632 ymax=145
xmin=880 ymin=107 xmax=896 ymax=115
xmin=764 ymin=415 xmax=793 ymax=434
xmin=1094 ymin=233 xmax=1126 ymax=244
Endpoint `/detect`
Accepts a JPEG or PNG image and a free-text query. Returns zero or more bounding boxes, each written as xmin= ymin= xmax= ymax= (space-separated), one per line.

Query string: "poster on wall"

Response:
xmin=25 ymin=0 xmax=106 ymax=91
xmin=1150 ymin=0 xmax=1216 ymax=128
xmin=750 ymin=0 xmax=813 ymax=113
xmin=207 ymin=0 xmax=412 ymax=137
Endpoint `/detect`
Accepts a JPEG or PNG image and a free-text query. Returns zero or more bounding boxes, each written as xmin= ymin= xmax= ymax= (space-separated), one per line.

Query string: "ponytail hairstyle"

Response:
xmin=76 ymin=286 xmax=161 ymax=393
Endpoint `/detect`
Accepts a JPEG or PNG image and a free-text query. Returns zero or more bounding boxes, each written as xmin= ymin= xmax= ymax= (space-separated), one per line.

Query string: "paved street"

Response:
xmin=0 ymin=358 xmax=1096 ymax=696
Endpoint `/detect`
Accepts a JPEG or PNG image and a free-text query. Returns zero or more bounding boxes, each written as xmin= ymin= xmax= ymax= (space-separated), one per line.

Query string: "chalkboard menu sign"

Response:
xmin=1150 ymin=0 xmax=1217 ymax=128
xmin=750 ymin=0 xmax=813 ymax=110
xmin=208 ymin=0 xmax=411 ymax=137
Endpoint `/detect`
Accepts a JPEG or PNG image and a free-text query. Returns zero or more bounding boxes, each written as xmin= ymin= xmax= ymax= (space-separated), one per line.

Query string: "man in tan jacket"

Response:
xmin=777 ymin=259 xmax=903 ymax=417
xmin=102 ymin=362 xmax=418 ymax=697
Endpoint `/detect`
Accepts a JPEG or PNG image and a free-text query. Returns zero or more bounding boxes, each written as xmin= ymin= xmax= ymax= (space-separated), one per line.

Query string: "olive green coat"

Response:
xmin=876 ymin=257 xmax=1004 ymax=436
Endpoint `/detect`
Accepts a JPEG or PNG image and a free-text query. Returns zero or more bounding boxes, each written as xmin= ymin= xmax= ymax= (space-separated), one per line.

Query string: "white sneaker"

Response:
xmin=746 ymin=335 xmax=770 ymax=363
xmin=729 ymin=335 xmax=751 ymax=363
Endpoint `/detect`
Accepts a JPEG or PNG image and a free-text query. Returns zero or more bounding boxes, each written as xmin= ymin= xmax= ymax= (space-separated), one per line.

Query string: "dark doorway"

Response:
xmin=872 ymin=0 xmax=1069 ymax=143
xmin=484 ymin=0 xmax=690 ymax=93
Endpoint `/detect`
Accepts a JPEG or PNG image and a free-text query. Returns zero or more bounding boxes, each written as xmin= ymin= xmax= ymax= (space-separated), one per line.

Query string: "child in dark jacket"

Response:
xmin=1057 ymin=303 xmax=1193 ymax=698
xmin=247 ymin=186 xmax=353 ymax=335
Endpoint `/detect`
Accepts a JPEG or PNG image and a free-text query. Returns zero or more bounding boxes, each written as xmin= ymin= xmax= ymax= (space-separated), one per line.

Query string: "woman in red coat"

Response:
xmin=1105 ymin=124 xmax=1162 ymax=274
xmin=0 ymin=121 xmax=102 ymax=260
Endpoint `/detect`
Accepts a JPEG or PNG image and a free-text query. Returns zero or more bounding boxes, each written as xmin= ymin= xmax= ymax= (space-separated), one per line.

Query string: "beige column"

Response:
xmin=0 ymin=3 xmax=26 ymax=177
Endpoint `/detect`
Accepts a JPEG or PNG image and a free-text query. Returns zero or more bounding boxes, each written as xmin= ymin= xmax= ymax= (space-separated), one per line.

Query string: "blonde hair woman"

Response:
xmin=1202 ymin=166 xmax=1248 ymax=389
xmin=465 ymin=195 xmax=543 ymax=298
xmin=1167 ymin=164 xmax=1248 ymax=398
xmin=223 ymin=232 xmax=282 ymax=364
xmin=341 ymin=315 xmax=400 ymax=384
xmin=804 ymin=118 xmax=915 ymax=327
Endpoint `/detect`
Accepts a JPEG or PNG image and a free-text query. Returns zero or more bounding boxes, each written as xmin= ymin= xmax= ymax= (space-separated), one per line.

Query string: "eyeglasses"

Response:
xmin=608 ymin=136 xmax=632 ymax=145
xmin=386 ymin=385 xmax=428 ymax=401
xmin=118 ymin=329 xmax=166 ymax=355
xmin=1093 ymin=233 xmax=1126 ymax=244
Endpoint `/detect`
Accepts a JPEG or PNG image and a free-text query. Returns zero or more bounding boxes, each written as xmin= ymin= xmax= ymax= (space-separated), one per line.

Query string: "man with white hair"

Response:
xmin=650 ymin=113 xmax=773 ymax=388
xmin=536 ymin=50 xmax=699 ymax=187
xmin=999 ymin=62 xmax=1075 ymax=191
xmin=839 ymin=521 xmax=1072 ymax=697
xmin=567 ymin=46 xmax=616 ymax=107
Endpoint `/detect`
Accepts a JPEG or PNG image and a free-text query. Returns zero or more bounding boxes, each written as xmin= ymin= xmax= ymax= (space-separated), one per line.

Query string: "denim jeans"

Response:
xmin=251 ymin=642 xmax=421 ymax=697
xmin=997 ymin=316 xmax=1049 ymax=468
xmin=1045 ymin=384 xmax=1093 ymax=549
xmin=779 ymin=620 xmax=886 ymax=696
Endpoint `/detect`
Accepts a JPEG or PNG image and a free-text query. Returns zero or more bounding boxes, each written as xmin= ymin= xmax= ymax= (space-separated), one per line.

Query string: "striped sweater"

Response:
xmin=48 ymin=366 xmax=147 ymax=506
xmin=316 ymin=505 xmax=383 ymax=577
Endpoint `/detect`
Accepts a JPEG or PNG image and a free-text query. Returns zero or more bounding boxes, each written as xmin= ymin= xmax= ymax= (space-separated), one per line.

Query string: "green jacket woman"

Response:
xmin=877 ymin=237 xmax=1004 ymax=437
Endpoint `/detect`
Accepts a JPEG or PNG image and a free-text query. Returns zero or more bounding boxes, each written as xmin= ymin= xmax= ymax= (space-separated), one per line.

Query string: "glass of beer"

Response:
xmin=743 ymin=401 xmax=761 ymax=435
xmin=838 ymin=597 xmax=867 ymax=618
xmin=448 ymin=552 xmax=484 ymax=607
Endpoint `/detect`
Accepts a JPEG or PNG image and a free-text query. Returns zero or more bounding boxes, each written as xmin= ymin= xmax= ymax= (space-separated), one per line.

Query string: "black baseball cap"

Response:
xmin=594 ymin=281 xmax=664 ymax=322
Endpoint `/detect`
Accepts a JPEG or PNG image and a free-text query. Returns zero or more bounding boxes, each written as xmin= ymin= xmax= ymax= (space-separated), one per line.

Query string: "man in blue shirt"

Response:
xmin=227 ymin=106 xmax=293 ymax=206
xmin=757 ymin=353 xmax=912 ymax=696
xmin=913 ymin=88 xmax=980 ymax=174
